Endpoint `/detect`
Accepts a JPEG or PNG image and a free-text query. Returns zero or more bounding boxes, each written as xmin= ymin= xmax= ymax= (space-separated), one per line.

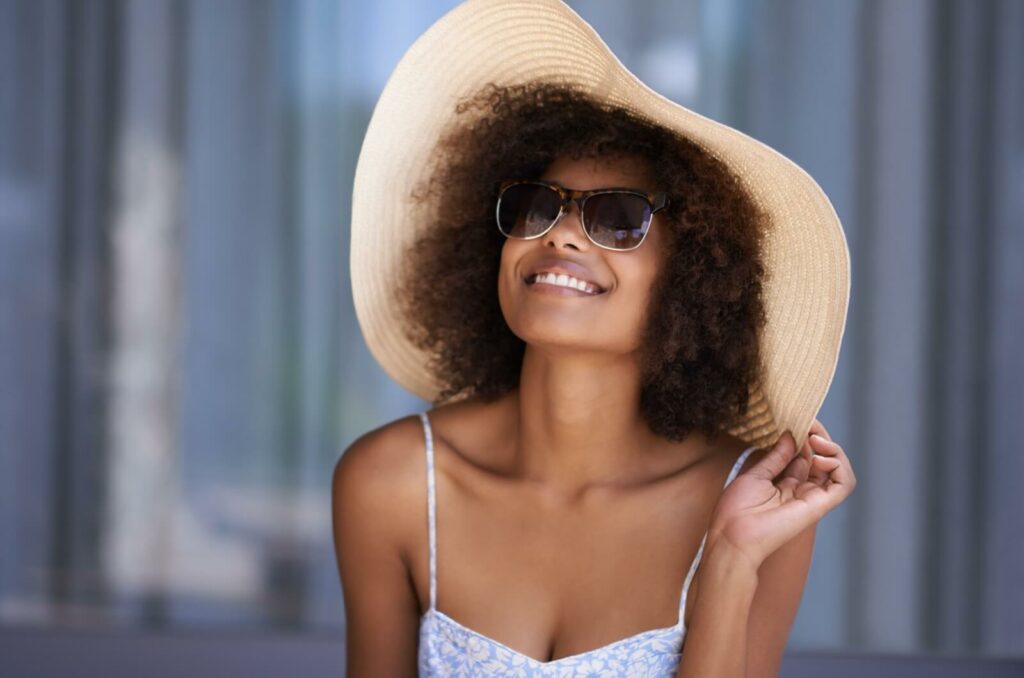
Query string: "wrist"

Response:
xmin=688 ymin=538 xmax=760 ymax=623
xmin=702 ymin=536 xmax=761 ymax=586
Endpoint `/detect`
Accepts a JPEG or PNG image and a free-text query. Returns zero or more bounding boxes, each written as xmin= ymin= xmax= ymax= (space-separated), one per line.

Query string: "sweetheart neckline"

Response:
xmin=421 ymin=606 xmax=686 ymax=666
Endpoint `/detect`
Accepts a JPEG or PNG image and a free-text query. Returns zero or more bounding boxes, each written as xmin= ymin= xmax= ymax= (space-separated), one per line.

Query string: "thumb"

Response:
xmin=748 ymin=431 xmax=797 ymax=479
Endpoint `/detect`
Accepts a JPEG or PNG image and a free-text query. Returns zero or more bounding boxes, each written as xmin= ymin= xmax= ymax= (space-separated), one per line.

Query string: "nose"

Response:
xmin=543 ymin=200 xmax=589 ymax=250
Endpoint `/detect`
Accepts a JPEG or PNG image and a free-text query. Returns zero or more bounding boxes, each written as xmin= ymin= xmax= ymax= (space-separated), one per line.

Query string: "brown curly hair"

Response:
xmin=396 ymin=81 xmax=768 ymax=442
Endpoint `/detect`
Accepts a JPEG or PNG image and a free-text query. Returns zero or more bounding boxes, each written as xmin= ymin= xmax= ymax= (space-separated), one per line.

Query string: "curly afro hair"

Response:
xmin=396 ymin=81 xmax=769 ymax=442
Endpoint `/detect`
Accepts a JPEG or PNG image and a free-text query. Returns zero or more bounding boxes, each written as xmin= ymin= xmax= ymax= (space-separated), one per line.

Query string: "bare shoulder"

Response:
xmin=332 ymin=413 xmax=428 ymax=559
xmin=331 ymin=413 xmax=429 ymax=678
xmin=334 ymin=413 xmax=427 ymax=488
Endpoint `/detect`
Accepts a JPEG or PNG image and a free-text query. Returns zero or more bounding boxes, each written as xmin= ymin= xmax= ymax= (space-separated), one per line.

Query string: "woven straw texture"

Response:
xmin=350 ymin=0 xmax=850 ymax=451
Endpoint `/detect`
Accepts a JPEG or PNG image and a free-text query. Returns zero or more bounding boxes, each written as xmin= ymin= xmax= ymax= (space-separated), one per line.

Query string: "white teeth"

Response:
xmin=532 ymin=272 xmax=600 ymax=294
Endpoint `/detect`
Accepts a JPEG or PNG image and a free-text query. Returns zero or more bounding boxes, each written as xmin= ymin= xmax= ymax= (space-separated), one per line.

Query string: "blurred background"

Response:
xmin=1 ymin=0 xmax=1022 ymax=675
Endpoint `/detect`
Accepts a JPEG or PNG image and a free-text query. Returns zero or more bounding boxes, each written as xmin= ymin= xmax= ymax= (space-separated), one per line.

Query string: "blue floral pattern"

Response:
xmin=416 ymin=412 xmax=755 ymax=677
xmin=419 ymin=607 xmax=683 ymax=677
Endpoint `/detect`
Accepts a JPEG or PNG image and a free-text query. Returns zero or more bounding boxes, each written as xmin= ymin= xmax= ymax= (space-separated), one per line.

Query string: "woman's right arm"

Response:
xmin=332 ymin=424 xmax=422 ymax=678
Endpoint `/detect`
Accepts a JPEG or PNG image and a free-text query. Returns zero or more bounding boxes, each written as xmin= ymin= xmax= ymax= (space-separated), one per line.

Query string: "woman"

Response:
xmin=335 ymin=2 xmax=854 ymax=677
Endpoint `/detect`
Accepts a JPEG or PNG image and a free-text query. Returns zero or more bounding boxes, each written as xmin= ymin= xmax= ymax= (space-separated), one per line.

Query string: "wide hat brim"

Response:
xmin=350 ymin=0 xmax=850 ymax=452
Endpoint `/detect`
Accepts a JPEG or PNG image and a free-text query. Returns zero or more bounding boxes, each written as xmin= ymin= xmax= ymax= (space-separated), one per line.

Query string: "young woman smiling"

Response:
xmin=336 ymin=3 xmax=853 ymax=677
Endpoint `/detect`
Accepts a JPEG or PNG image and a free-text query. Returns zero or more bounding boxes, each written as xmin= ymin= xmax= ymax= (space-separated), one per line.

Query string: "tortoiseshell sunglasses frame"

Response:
xmin=495 ymin=178 xmax=669 ymax=252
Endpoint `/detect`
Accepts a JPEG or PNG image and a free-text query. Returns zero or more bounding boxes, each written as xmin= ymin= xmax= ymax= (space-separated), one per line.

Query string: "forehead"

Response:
xmin=539 ymin=154 xmax=657 ymax=193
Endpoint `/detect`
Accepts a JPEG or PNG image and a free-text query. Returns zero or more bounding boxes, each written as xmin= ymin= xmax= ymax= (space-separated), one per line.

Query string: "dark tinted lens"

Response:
xmin=497 ymin=183 xmax=562 ymax=238
xmin=582 ymin=192 xmax=652 ymax=249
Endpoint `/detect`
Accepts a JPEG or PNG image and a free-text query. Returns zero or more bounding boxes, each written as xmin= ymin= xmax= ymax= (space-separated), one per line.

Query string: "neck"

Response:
xmin=500 ymin=344 xmax=710 ymax=496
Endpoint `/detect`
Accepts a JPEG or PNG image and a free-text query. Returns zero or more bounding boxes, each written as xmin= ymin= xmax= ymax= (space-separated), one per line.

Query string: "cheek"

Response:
xmin=612 ymin=247 xmax=664 ymax=304
xmin=497 ymin=240 xmax=523 ymax=316
xmin=620 ymin=271 xmax=660 ymax=340
xmin=597 ymin=260 xmax=662 ymax=351
xmin=624 ymin=244 xmax=669 ymax=320
xmin=498 ymin=240 xmax=520 ymax=289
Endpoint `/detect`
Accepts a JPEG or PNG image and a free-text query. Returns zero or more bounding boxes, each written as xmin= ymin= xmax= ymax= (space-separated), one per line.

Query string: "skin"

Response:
xmin=332 ymin=154 xmax=857 ymax=677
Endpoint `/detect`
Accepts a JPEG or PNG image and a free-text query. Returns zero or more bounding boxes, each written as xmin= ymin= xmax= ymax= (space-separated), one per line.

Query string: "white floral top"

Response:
xmin=416 ymin=412 xmax=756 ymax=677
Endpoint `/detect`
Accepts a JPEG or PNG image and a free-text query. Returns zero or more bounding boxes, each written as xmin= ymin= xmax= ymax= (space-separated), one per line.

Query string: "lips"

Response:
xmin=523 ymin=256 xmax=607 ymax=293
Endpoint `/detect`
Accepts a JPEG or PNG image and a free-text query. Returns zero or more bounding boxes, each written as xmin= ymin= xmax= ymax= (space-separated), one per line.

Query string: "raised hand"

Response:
xmin=705 ymin=420 xmax=856 ymax=570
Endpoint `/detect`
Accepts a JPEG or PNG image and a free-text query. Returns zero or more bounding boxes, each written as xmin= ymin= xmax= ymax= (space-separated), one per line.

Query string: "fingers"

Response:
xmin=781 ymin=439 xmax=812 ymax=484
xmin=807 ymin=433 xmax=857 ymax=495
xmin=749 ymin=430 xmax=799 ymax=480
xmin=775 ymin=452 xmax=809 ymax=494
xmin=808 ymin=432 xmax=838 ymax=456
xmin=798 ymin=434 xmax=814 ymax=462
xmin=796 ymin=419 xmax=830 ymax=463
xmin=808 ymin=418 xmax=832 ymax=441
xmin=776 ymin=429 xmax=856 ymax=523
xmin=806 ymin=430 xmax=836 ymax=484
xmin=808 ymin=453 xmax=840 ymax=485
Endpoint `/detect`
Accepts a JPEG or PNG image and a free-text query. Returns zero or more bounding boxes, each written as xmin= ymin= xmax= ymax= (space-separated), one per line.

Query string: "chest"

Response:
xmin=409 ymin=462 xmax=722 ymax=662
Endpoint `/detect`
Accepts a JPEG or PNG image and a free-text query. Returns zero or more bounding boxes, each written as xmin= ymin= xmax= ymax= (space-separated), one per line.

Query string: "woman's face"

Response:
xmin=497 ymin=153 xmax=671 ymax=356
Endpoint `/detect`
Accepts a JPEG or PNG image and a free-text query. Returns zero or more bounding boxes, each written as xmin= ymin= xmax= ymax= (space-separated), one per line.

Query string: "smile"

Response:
xmin=525 ymin=272 xmax=605 ymax=296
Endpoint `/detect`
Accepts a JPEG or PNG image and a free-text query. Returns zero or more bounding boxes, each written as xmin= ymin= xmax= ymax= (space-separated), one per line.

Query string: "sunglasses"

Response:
xmin=495 ymin=179 xmax=669 ymax=252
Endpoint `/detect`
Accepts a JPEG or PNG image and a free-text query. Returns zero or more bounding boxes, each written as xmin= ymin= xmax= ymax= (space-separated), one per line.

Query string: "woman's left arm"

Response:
xmin=677 ymin=420 xmax=855 ymax=678
xmin=745 ymin=521 xmax=816 ymax=677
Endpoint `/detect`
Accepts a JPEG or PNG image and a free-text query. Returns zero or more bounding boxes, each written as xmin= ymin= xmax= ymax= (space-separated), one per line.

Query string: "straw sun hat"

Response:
xmin=350 ymin=0 xmax=850 ymax=452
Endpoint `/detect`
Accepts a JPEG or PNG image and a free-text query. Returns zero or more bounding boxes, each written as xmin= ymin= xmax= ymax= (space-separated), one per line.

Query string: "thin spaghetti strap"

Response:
xmin=723 ymin=445 xmax=757 ymax=489
xmin=677 ymin=445 xmax=758 ymax=628
xmin=419 ymin=412 xmax=438 ymax=611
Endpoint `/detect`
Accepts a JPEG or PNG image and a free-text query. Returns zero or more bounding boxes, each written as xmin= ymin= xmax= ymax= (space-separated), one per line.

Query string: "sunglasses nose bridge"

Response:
xmin=540 ymin=193 xmax=589 ymax=247
xmin=552 ymin=194 xmax=587 ymax=232
xmin=553 ymin=186 xmax=586 ymax=219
